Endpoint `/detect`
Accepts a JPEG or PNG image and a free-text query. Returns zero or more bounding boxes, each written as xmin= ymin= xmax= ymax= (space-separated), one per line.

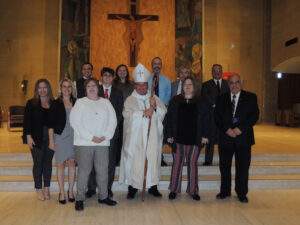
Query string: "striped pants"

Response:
xmin=169 ymin=144 xmax=200 ymax=195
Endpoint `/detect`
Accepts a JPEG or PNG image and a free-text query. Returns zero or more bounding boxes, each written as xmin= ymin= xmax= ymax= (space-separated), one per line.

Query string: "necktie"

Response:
xmin=216 ymin=80 xmax=221 ymax=95
xmin=104 ymin=88 xmax=109 ymax=99
xmin=153 ymin=75 xmax=159 ymax=96
xmin=232 ymin=94 xmax=236 ymax=116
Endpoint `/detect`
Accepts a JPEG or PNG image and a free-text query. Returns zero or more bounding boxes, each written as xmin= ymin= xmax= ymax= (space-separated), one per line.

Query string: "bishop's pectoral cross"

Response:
xmin=108 ymin=0 xmax=159 ymax=67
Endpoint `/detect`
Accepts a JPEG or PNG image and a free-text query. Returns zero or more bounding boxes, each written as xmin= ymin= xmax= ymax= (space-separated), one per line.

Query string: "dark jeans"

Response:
xmin=219 ymin=143 xmax=251 ymax=197
xmin=30 ymin=144 xmax=54 ymax=189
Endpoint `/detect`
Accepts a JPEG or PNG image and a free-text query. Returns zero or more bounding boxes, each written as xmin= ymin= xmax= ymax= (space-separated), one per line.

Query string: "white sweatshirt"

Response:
xmin=70 ymin=97 xmax=117 ymax=146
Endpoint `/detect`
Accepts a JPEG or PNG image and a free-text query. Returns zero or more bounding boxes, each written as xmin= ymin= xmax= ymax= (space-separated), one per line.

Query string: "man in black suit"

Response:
xmin=215 ymin=74 xmax=259 ymax=203
xmin=201 ymin=64 xmax=230 ymax=165
xmin=86 ymin=67 xmax=124 ymax=198
xmin=76 ymin=62 xmax=93 ymax=98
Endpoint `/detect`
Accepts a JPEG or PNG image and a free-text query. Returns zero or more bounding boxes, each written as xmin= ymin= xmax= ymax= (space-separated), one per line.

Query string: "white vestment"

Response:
xmin=119 ymin=90 xmax=167 ymax=189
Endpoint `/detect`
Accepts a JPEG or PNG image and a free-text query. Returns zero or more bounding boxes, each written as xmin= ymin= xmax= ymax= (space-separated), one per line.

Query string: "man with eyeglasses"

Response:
xmin=214 ymin=74 xmax=259 ymax=203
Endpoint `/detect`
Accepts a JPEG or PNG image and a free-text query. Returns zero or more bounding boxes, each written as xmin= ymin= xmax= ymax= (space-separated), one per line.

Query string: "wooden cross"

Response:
xmin=108 ymin=0 xmax=159 ymax=67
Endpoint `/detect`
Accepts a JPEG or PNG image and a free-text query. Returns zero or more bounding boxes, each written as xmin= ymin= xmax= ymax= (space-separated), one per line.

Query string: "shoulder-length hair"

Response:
xmin=114 ymin=64 xmax=130 ymax=84
xmin=181 ymin=76 xmax=197 ymax=97
xmin=32 ymin=78 xmax=54 ymax=104
xmin=58 ymin=78 xmax=76 ymax=103
xmin=84 ymin=78 xmax=100 ymax=96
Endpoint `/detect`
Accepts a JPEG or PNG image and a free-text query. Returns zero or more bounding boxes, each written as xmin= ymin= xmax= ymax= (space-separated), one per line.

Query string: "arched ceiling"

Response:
xmin=272 ymin=56 xmax=300 ymax=74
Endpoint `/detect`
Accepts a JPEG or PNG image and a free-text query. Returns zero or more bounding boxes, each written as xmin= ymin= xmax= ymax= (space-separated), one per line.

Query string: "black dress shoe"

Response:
xmin=192 ymin=194 xmax=201 ymax=201
xmin=67 ymin=191 xmax=75 ymax=202
xmin=98 ymin=198 xmax=117 ymax=206
xmin=58 ymin=193 xmax=66 ymax=205
xmin=127 ymin=185 xmax=138 ymax=199
xmin=238 ymin=196 xmax=248 ymax=203
xmin=75 ymin=201 xmax=84 ymax=211
xmin=85 ymin=189 xmax=96 ymax=198
xmin=216 ymin=192 xmax=231 ymax=199
xmin=108 ymin=189 xmax=113 ymax=198
xmin=203 ymin=162 xmax=212 ymax=166
xmin=148 ymin=185 xmax=162 ymax=197
xmin=168 ymin=192 xmax=177 ymax=200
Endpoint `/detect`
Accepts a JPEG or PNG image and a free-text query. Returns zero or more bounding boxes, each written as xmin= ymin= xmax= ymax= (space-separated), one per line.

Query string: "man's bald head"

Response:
xmin=228 ymin=74 xmax=242 ymax=94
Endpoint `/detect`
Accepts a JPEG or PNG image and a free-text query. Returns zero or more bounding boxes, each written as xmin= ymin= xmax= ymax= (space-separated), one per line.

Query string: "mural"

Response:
xmin=60 ymin=0 xmax=90 ymax=81
xmin=175 ymin=0 xmax=202 ymax=80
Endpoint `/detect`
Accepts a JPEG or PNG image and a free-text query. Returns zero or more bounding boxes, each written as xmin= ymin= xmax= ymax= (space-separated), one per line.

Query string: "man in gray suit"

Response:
xmin=201 ymin=64 xmax=230 ymax=165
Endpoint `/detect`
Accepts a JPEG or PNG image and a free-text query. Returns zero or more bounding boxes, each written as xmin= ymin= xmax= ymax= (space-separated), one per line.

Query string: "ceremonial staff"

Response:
xmin=141 ymin=75 xmax=158 ymax=201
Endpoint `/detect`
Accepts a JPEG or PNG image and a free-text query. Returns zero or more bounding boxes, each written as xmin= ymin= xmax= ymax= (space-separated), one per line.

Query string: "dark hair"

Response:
xmin=151 ymin=57 xmax=162 ymax=67
xmin=212 ymin=64 xmax=222 ymax=71
xmin=101 ymin=67 xmax=115 ymax=76
xmin=114 ymin=64 xmax=130 ymax=84
xmin=181 ymin=76 xmax=197 ymax=97
xmin=84 ymin=78 xmax=99 ymax=96
xmin=32 ymin=78 xmax=54 ymax=104
xmin=81 ymin=62 xmax=93 ymax=70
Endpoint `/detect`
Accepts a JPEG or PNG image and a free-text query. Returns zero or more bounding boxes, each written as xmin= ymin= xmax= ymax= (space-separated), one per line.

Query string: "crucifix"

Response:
xmin=108 ymin=0 xmax=159 ymax=67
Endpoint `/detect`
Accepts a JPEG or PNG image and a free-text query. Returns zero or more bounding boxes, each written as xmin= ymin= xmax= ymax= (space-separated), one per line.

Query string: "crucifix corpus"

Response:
xmin=107 ymin=0 xmax=159 ymax=67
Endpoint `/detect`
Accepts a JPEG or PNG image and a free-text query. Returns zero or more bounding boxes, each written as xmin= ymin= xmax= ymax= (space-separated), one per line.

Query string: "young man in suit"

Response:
xmin=215 ymin=74 xmax=259 ymax=203
xmin=76 ymin=62 xmax=93 ymax=98
xmin=201 ymin=64 xmax=230 ymax=165
xmin=86 ymin=67 xmax=124 ymax=199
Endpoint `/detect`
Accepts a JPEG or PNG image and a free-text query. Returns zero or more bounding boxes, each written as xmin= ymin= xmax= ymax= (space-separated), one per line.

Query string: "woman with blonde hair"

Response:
xmin=23 ymin=78 xmax=54 ymax=200
xmin=48 ymin=78 xmax=76 ymax=204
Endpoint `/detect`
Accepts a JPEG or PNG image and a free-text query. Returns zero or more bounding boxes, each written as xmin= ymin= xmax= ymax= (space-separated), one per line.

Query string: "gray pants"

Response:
xmin=75 ymin=146 xmax=109 ymax=201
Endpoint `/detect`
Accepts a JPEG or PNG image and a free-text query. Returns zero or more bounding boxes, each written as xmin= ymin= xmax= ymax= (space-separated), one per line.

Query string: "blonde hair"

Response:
xmin=58 ymin=78 xmax=76 ymax=100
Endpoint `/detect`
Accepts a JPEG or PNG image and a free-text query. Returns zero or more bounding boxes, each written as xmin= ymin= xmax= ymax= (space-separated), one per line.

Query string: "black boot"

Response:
xmin=148 ymin=185 xmax=162 ymax=197
xmin=127 ymin=185 xmax=138 ymax=199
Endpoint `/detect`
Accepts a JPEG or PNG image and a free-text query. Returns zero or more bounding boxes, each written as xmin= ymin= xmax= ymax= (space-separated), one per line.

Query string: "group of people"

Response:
xmin=23 ymin=57 xmax=259 ymax=211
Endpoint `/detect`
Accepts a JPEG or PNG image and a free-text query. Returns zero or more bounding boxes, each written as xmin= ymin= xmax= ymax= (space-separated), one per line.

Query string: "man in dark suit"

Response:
xmin=86 ymin=67 xmax=124 ymax=198
xmin=215 ymin=74 xmax=259 ymax=203
xmin=76 ymin=62 xmax=93 ymax=98
xmin=201 ymin=64 xmax=230 ymax=165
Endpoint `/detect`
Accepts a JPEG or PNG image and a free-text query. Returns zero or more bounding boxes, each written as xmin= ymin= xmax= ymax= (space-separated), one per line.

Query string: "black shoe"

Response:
xmin=127 ymin=185 xmax=138 ymax=199
xmin=85 ymin=189 xmax=96 ymax=198
xmin=75 ymin=201 xmax=84 ymax=211
xmin=98 ymin=198 xmax=117 ymax=206
xmin=161 ymin=159 xmax=168 ymax=167
xmin=148 ymin=185 xmax=162 ymax=197
xmin=203 ymin=162 xmax=212 ymax=166
xmin=108 ymin=189 xmax=113 ymax=198
xmin=67 ymin=191 xmax=75 ymax=203
xmin=238 ymin=196 xmax=248 ymax=203
xmin=58 ymin=193 xmax=66 ymax=205
xmin=192 ymin=194 xmax=201 ymax=201
xmin=168 ymin=192 xmax=177 ymax=200
xmin=216 ymin=192 xmax=231 ymax=199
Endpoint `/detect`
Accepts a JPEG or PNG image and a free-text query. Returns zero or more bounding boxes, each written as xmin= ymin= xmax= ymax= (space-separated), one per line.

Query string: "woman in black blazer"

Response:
xmin=164 ymin=76 xmax=210 ymax=201
xmin=23 ymin=79 xmax=54 ymax=201
xmin=48 ymin=78 xmax=76 ymax=204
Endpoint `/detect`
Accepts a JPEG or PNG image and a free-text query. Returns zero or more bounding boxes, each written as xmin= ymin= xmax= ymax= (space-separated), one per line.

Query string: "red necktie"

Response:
xmin=104 ymin=89 xmax=109 ymax=99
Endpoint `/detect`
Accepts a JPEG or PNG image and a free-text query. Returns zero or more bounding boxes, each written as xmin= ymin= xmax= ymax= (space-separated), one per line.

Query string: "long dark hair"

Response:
xmin=114 ymin=64 xmax=130 ymax=84
xmin=32 ymin=78 xmax=54 ymax=105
